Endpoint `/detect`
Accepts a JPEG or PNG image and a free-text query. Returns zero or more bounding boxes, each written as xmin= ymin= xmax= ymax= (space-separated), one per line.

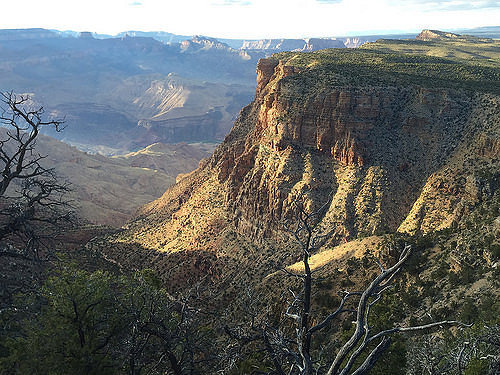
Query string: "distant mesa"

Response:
xmin=115 ymin=30 xmax=192 ymax=44
xmin=78 ymin=31 xmax=95 ymax=39
xmin=415 ymin=29 xmax=491 ymax=42
xmin=416 ymin=29 xmax=459 ymax=41
xmin=0 ymin=28 xmax=59 ymax=40
xmin=416 ymin=29 xmax=496 ymax=42
xmin=181 ymin=36 xmax=234 ymax=51
xmin=303 ymin=38 xmax=345 ymax=51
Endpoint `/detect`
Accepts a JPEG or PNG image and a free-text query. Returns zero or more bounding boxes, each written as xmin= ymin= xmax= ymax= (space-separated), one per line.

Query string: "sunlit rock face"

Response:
xmin=130 ymin=53 xmax=498 ymax=248
xmin=91 ymin=36 xmax=498 ymax=298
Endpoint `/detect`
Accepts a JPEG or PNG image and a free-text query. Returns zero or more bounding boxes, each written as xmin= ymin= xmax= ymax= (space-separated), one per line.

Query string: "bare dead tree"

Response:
xmin=117 ymin=273 xmax=220 ymax=375
xmin=227 ymin=197 xmax=470 ymax=375
xmin=0 ymin=91 xmax=64 ymax=196
xmin=282 ymin=197 xmax=337 ymax=374
xmin=0 ymin=91 xmax=72 ymax=260
xmin=286 ymin=200 xmax=471 ymax=375
xmin=406 ymin=324 xmax=500 ymax=375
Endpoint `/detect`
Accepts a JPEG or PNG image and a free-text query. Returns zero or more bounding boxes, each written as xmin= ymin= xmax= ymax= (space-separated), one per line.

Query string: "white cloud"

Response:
xmin=390 ymin=0 xmax=499 ymax=10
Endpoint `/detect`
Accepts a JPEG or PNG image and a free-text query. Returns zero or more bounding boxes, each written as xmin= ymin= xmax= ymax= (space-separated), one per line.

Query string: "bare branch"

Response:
xmin=0 ymin=91 xmax=74 ymax=264
xmin=369 ymin=320 xmax=473 ymax=342
xmin=308 ymin=292 xmax=361 ymax=335
xmin=0 ymin=91 xmax=64 ymax=197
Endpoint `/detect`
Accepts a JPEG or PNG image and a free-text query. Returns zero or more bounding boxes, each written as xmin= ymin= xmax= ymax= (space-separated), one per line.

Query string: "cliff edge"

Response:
xmin=91 ymin=34 xmax=500 ymax=293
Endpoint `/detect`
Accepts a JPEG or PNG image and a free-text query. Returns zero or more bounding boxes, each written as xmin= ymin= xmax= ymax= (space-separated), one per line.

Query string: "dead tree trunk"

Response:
xmin=280 ymin=198 xmax=470 ymax=375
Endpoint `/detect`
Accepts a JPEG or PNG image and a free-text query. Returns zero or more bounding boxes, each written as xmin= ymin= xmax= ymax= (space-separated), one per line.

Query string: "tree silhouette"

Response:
xmin=226 ymin=198 xmax=470 ymax=375
xmin=0 ymin=91 xmax=72 ymax=259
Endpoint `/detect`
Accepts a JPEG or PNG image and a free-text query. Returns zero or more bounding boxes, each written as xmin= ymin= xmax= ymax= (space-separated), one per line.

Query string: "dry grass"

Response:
xmin=288 ymin=236 xmax=383 ymax=272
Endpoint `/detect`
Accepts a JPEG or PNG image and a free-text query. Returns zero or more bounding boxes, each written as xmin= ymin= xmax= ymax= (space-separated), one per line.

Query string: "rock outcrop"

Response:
xmin=129 ymin=60 xmax=497 ymax=250
xmin=94 ymin=35 xmax=499 ymax=293
xmin=416 ymin=29 xmax=461 ymax=41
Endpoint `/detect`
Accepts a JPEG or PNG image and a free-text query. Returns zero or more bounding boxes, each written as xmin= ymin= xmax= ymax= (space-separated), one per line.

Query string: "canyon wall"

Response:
xmin=103 ymin=40 xmax=499 ymax=276
xmin=199 ymin=58 xmax=495 ymax=243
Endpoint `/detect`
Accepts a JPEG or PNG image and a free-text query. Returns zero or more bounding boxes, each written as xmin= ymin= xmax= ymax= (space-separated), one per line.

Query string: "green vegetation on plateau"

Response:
xmin=275 ymin=35 xmax=500 ymax=94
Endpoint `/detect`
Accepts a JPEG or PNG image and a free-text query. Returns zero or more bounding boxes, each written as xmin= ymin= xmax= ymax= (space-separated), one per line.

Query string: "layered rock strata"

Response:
xmin=94 ymin=40 xmax=499 ymax=294
xmin=126 ymin=56 xmax=498 ymax=251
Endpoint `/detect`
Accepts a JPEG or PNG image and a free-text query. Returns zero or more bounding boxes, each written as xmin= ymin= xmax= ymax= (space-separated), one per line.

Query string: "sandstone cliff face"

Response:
xmin=204 ymin=58 xmax=494 ymax=243
xmin=416 ymin=29 xmax=460 ymax=41
xmin=128 ymin=55 xmax=498 ymax=253
xmin=399 ymin=95 xmax=500 ymax=234
xmin=87 ymin=38 xmax=499 ymax=331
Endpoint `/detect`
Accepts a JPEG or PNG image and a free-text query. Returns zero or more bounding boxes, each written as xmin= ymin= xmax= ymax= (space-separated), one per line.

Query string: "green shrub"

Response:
xmin=459 ymin=298 xmax=479 ymax=324
xmin=464 ymin=358 xmax=489 ymax=375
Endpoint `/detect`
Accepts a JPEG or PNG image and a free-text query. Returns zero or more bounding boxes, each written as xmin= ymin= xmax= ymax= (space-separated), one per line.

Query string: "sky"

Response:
xmin=1 ymin=0 xmax=499 ymax=39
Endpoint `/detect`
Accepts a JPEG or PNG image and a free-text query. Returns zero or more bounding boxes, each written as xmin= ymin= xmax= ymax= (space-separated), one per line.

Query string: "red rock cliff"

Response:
xmin=133 ymin=56 xmax=498 ymax=248
xmin=202 ymin=58 xmax=488 ymax=242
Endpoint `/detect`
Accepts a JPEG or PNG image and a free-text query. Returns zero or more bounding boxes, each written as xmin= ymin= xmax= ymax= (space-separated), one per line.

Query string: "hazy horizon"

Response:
xmin=1 ymin=0 xmax=499 ymax=40
xmin=2 ymin=25 xmax=499 ymax=42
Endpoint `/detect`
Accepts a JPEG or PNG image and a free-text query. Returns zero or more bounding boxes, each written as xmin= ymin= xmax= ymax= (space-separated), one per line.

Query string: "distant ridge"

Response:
xmin=416 ymin=29 xmax=461 ymax=40
xmin=3 ymin=26 xmax=498 ymax=50
xmin=0 ymin=28 xmax=59 ymax=40
xmin=416 ymin=29 xmax=493 ymax=42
